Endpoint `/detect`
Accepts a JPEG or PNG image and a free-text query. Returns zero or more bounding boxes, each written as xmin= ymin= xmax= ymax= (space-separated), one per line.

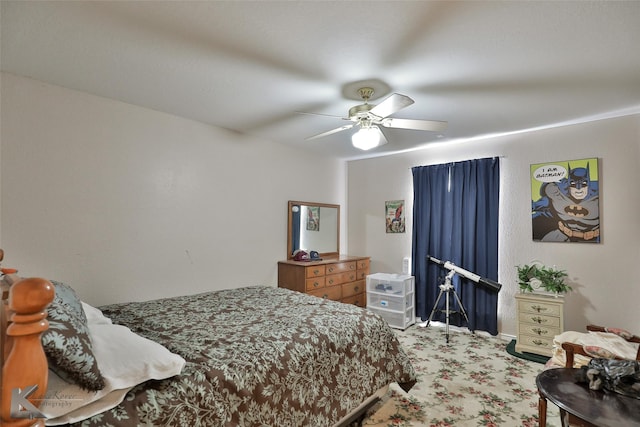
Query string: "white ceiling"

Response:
xmin=2 ymin=1 xmax=640 ymax=160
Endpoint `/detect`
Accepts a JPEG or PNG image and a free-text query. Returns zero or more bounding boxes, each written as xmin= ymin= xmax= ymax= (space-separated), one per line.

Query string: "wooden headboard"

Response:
xmin=1 ymin=249 xmax=54 ymax=427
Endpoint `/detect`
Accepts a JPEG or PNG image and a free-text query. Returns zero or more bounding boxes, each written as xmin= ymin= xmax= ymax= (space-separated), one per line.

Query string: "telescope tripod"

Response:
xmin=420 ymin=270 xmax=470 ymax=343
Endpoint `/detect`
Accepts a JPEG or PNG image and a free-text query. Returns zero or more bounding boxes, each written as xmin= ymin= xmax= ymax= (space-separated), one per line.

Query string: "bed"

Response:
xmin=1 ymin=252 xmax=416 ymax=427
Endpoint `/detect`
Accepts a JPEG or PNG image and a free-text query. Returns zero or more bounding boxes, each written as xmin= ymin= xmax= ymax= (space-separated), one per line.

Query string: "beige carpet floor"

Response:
xmin=363 ymin=323 xmax=560 ymax=427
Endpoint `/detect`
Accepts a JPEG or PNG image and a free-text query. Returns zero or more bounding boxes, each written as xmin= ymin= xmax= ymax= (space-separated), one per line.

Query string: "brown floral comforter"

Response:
xmin=72 ymin=286 xmax=416 ymax=426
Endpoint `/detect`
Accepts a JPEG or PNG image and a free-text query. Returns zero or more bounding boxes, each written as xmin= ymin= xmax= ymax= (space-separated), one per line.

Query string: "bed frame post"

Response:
xmin=1 ymin=276 xmax=55 ymax=427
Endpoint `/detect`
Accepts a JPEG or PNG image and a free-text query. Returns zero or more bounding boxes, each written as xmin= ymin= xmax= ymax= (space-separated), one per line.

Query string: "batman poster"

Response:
xmin=530 ymin=158 xmax=600 ymax=243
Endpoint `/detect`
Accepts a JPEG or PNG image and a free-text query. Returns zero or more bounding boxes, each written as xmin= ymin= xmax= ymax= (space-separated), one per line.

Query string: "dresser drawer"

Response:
xmin=305 ymin=265 xmax=326 ymax=278
xmin=517 ymin=299 xmax=562 ymax=316
xmin=326 ymin=261 xmax=356 ymax=274
xmin=355 ymin=268 xmax=369 ymax=280
xmin=309 ymin=285 xmax=342 ymax=301
xmin=305 ymin=276 xmax=325 ymax=292
xmin=356 ymin=259 xmax=370 ymax=270
xmin=519 ymin=322 xmax=560 ymax=338
xmin=342 ymin=293 xmax=365 ymax=307
xmin=518 ymin=312 xmax=561 ymax=328
xmin=517 ymin=334 xmax=554 ymax=351
xmin=342 ymin=279 xmax=365 ymax=298
xmin=326 ymin=271 xmax=357 ymax=287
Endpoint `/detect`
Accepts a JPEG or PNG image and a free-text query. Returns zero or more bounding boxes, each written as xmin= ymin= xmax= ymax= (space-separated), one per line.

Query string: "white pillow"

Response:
xmin=81 ymin=301 xmax=112 ymax=325
xmin=43 ymin=304 xmax=185 ymax=425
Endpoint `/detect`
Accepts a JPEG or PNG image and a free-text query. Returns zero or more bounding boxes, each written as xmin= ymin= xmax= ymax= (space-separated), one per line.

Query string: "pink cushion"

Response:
xmin=605 ymin=327 xmax=634 ymax=340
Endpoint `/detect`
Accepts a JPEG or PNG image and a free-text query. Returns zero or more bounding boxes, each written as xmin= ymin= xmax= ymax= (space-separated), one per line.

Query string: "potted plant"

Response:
xmin=516 ymin=263 xmax=571 ymax=295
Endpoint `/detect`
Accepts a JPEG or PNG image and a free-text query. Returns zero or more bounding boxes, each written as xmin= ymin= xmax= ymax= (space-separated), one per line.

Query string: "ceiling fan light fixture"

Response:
xmin=351 ymin=126 xmax=381 ymax=150
xmin=302 ymin=85 xmax=447 ymax=148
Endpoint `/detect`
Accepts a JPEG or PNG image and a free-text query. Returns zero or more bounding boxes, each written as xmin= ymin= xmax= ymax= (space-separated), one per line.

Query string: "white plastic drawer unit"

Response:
xmin=366 ymin=273 xmax=415 ymax=330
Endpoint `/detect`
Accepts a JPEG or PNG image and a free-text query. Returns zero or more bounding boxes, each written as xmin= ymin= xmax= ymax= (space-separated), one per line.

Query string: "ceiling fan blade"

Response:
xmin=295 ymin=111 xmax=350 ymax=120
xmin=380 ymin=117 xmax=448 ymax=132
xmin=376 ymin=127 xmax=389 ymax=147
xmin=305 ymin=124 xmax=355 ymax=141
xmin=369 ymin=93 xmax=414 ymax=118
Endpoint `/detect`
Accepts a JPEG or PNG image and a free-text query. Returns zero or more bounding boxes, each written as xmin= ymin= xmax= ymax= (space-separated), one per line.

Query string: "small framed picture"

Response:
xmin=385 ymin=200 xmax=405 ymax=233
xmin=306 ymin=206 xmax=320 ymax=231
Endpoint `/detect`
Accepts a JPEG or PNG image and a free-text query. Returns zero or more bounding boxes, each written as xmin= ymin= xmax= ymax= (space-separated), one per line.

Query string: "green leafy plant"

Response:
xmin=516 ymin=263 xmax=572 ymax=294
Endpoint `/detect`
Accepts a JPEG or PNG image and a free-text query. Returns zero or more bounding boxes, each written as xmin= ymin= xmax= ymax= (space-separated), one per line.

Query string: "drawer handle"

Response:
xmin=349 ymin=274 xmax=355 ymax=280
xmin=532 ymin=339 xmax=546 ymax=346
xmin=533 ymin=328 xmax=547 ymax=335
xmin=328 ymin=267 xmax=335 ymax=273
xmin=354 ymin=286 xmax=360 ymax=292
xmin=328 ymin=279 xmax=334 ymax=285
xmin=350 ymin=265 xmax=355 ymax=270
xmin=313 ymin=269 xmax=320 ymax=275
xmin=531 ymin=316 xmax=548 ymax=324
xmin=531 ymin=305 xmax=548 ymax=312
xmin=313 ymin=282 xmax=320 ymax=288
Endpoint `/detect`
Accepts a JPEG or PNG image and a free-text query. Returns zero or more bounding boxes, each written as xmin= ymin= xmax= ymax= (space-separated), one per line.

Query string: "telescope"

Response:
xmin=427 ymin=255 xmax=502 ymax=293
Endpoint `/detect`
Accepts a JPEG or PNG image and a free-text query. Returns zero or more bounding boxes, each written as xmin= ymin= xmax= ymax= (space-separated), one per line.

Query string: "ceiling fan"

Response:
xmin=304 ymin=87 xmax=448 ymax=150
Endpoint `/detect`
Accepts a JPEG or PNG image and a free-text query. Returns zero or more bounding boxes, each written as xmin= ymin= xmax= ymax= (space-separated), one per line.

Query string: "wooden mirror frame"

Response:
xmin=287 ymin=201 xmax=340 ymax=260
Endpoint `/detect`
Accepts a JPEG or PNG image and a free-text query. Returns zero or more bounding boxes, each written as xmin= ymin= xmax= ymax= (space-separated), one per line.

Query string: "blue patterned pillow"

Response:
xmin=41 ymin=281 xmax=105 ymax=391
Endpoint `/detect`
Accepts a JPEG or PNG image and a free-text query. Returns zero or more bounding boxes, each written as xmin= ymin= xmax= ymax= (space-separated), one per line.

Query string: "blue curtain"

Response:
xmin=411 ymin=157 xmax=500 ymax=335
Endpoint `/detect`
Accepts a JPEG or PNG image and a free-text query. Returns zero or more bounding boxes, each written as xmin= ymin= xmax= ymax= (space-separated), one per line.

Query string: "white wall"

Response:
xmin=0 ymin=73 xmax=347 ymax=306
xmin=3 ymin=72 xmax=639 ymax=336
xmin=347 ymin=115 xmax=640 ymax=336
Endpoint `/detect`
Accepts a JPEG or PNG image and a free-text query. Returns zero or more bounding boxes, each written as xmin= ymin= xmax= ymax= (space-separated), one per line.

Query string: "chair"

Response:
xmin=561 ymin=324 xmax=640 ymax=368
xmin=538 ymin=324 xmax=640 ymax=427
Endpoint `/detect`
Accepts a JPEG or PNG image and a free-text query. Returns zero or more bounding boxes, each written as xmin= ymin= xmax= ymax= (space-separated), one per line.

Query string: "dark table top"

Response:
xmin=537 ymin=368 xmax=640 ymax=427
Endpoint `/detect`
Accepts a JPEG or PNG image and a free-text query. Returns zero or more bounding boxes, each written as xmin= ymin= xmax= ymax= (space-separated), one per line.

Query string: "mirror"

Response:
xmin=287 ymin=201 xmax=340 ymax=260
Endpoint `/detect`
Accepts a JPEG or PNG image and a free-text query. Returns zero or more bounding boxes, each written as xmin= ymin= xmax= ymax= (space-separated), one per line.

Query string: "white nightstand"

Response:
xmin=515 ymin=292 xmax=564 ymax=357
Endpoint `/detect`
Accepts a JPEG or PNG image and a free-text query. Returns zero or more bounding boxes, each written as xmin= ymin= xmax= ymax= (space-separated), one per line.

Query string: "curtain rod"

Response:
xmin=407 ymin=156 xmax=506 ymax=169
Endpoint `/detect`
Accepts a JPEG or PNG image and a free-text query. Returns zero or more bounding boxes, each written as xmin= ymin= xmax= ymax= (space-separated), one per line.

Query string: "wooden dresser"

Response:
xmin=278 ymin=255 xmax=370 ymax=306
xmin=515 ymin=293 xmax=565 ymax=357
